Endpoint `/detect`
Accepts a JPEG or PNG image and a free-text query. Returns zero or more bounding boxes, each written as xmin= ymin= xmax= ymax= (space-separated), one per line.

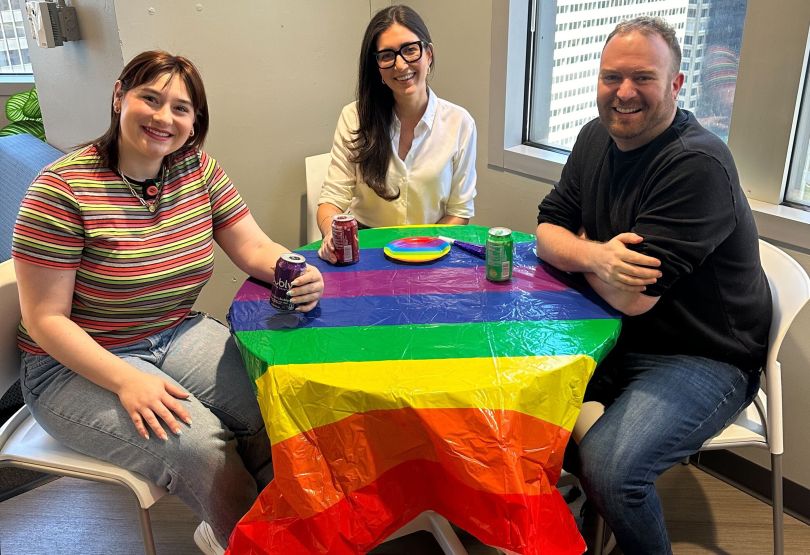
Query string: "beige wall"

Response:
xmin=25 ymin=0 xmax=810 ymax=490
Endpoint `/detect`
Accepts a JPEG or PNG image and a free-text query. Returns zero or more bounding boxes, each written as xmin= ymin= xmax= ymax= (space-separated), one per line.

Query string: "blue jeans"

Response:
xmin=566 ymin=353 xmax=760 ymax=555
xmin=20 ymin=312 xmax=272 ymax=547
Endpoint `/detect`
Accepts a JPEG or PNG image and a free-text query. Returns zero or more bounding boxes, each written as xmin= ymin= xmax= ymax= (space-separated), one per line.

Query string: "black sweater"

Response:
xmin=538 ymin=110 xmax=770 ymax=373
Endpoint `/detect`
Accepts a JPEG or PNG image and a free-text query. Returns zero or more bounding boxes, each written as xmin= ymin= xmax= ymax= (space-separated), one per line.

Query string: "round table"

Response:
xmin=227 ymin=225 xmax=620 ymax=555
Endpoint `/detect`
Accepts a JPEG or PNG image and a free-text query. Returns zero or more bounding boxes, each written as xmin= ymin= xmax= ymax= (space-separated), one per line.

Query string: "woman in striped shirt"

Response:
xmin=11 ymin=51 xmax=322 ymax=554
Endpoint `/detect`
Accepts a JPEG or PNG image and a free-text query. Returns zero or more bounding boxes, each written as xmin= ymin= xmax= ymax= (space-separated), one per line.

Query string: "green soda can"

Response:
xmin=486 ymin=227 xmax=513 ymax=282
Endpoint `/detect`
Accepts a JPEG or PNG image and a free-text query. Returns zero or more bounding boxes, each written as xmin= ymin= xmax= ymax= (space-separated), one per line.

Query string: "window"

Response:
xmin=1 ymin=0 xmax=32 ymax=75
xmin=526 ymin=0 xmax=747 ymax=150
xmin=491 ymin=0 xmax=810 ymax=241
xmin=786 ymin=144 xmax=810 ymax=208
xmin=785 ymin=37 xmax=810 ymax=209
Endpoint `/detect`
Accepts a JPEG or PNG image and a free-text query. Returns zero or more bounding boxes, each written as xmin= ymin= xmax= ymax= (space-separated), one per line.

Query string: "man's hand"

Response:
xmin=535 ymin=224 xmax=661 ymax=314
xmin=590 ymin=232 xmax=662 ymax=291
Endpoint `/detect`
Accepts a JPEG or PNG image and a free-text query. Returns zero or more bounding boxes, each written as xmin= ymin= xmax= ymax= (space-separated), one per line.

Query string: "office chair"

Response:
xmin=0 ymin=259 xmax=167 ymax=555
xmin=588 ymin=239 xmax=810 ymax=555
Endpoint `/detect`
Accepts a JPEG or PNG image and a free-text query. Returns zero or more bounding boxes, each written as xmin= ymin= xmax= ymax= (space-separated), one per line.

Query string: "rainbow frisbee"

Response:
xmin=383 ymin=236 xmax=451 ymax=263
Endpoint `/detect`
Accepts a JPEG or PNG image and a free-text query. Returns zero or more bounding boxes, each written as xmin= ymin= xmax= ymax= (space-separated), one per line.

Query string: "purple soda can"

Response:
xmin=332 ymin=214 xmax=359 ymax=264
xmin=270 ymin=253 xmax=307 ymax=312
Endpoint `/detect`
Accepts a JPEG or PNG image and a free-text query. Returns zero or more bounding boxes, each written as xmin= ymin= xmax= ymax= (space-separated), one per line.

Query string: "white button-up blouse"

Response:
xmin=318 ymin=89 xmax=477 ymax=228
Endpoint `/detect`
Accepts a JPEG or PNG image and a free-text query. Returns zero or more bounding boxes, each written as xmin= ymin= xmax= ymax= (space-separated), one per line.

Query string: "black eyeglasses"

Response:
xmin=374 ymin=41 xmax=425 ymax=69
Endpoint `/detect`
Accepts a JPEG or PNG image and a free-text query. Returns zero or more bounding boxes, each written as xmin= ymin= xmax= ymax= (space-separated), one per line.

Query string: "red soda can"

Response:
xmin=331 ymin=214 xmax=359 ymax=264
xmin=270 ymin=253 xmax=307 ymax=312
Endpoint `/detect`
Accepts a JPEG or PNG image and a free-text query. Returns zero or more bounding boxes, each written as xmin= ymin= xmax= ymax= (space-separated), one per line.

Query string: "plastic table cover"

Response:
xmin=226 ymin=225 xmax=621 ymax=555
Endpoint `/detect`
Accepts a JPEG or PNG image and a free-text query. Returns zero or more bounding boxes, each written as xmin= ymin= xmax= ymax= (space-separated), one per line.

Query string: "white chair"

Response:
xmin=589 ymin=239 xmax=810 ymax=555
xmin=305 ymin=152 xmax=332 ymax=244
xmin=384 ymin=510 xmax=469 ymax=555
xmin=0 ymin=259 xmax=167 ymax=555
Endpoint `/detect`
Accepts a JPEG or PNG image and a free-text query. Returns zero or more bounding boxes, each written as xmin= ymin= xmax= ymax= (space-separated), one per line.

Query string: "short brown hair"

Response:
xmin=90 ymin=50 xmax=209 ymax=170
xmin=605 ymin=16 xmax=682 ymax=76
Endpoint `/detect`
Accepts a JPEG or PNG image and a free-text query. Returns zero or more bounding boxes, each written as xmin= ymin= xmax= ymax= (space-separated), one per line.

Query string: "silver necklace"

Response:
xmin=119 ymin=166 xmax=166 ymax=213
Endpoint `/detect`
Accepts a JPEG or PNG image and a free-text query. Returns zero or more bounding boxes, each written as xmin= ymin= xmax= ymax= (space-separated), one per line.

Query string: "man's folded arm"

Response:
xmin=584 ymin=272 xmax=660 ymax=316
xmin=536 ymin=222 xmax=662 ymax=316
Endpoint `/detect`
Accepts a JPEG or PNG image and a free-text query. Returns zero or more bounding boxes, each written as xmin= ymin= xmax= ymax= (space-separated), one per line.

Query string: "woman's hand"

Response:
xmin=315 ymin=203 xmax=342 ymax=263
xmin=317 ymin=232 xmax=338 ymax=264
xmin=115 ymin=370 xmax=192 ymax=440
xmin=15 ymin=260 xmax=192 ymax=442
xmin=289 ymin=264 xmax=324 ymax=312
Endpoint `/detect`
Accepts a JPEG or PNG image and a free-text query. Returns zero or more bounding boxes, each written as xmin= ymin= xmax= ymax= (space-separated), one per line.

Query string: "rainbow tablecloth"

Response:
xmin=226 ymin=225 xmax=620 ymax=555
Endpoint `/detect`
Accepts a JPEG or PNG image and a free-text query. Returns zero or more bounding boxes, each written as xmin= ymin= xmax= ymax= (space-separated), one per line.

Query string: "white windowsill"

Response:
xmin=0 ymin=74 xmax=34 ymax=84
xmin=748 ymin=199 xmax=810 ymax=253
xmin=496 ymin=146 xmax=810 ymax=254
xmin=492 ymin=144 xmax=566 ymax=185
xmin=0 ymin=74 xmax=34 ymax=96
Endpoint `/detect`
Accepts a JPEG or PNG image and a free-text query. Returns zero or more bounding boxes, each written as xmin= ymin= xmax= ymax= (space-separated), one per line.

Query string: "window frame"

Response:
xmin=784 ymin=26 xmax=810 ymax=210
xmin=489 ymin=0 xmax=810 ymax=251
xmin=0 ymin=0 xmax=33 ymax=77
xmin=488 ymin=0 xmax=567 ymax=186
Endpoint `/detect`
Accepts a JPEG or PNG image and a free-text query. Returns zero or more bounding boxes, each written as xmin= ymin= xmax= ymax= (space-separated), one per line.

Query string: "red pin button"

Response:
xmin=145 ymin=185 xmax=159 ymax=198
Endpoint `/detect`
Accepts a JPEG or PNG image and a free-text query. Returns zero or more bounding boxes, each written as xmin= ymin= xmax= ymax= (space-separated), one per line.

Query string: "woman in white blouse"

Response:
xmin=317 ymin=4 xmax=477 ymax=263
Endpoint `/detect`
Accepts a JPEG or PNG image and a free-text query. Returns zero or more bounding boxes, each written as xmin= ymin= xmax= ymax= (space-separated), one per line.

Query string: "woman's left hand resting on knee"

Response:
xmin=15 ymin=261 xmax=193 ymax=441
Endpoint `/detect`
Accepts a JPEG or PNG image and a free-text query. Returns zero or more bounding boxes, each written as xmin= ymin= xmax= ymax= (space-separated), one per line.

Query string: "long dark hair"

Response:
xmin=88 ymin=50 xmax=209 ymax=170
xmin=352 ymin=5 xmax=433 ymax=200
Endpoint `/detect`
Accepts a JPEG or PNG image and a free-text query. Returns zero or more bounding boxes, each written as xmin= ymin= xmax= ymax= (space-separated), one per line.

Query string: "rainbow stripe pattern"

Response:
xmin=226 ymin=225 xmax=621 ymax=554
xmin=383 ymin=236 xmax=451 ymax=262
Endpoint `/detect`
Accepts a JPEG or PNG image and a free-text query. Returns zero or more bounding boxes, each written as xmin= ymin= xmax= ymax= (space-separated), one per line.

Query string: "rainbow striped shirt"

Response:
xmin=12 ymin=145 xmax=248 ymax=354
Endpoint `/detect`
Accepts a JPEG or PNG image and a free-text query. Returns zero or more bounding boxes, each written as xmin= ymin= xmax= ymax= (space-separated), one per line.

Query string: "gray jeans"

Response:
xmin=20 ymin=312 xmax=273 ymax=546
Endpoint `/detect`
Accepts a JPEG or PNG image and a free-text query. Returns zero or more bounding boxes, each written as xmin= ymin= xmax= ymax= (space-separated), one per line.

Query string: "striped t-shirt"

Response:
xmin=12 ymin=145 xmax=249 ymax=354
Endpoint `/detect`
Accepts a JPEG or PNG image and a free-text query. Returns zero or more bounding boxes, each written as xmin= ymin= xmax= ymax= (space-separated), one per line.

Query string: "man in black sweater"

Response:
xmin=536 ymin=16 xmax=771 ymax=555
